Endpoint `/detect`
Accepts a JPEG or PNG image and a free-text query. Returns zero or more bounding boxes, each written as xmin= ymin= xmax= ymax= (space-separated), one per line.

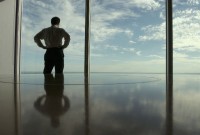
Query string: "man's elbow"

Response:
xmin=68 ymin=35 xmax=71 ymax=41
xmin=34 ymin=36 xmax=41 ymax=44
xmin=34 ymin=36 xmax=37 ymax=42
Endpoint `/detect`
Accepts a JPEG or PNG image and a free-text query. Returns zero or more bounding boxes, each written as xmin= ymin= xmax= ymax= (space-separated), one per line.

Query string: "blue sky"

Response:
xmin=21 ymin=0 xmax=200 ymax=73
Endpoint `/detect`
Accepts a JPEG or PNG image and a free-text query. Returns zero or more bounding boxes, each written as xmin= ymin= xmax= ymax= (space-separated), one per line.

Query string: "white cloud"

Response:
xmin=129 ymin=40 xmax=136 ymax=44
xmin=139 ymin=22 xmax=165 ymax=41
xmin=159 ymin=11 xmax=165 ymax=20
xmin=100 ymin=0 xmax=162 ymax=11
xmin=136 ymin=51 xmax=141 ymax=56
xmin=105 ymin=45 xmax=119 ymax=51
xmin=173 ymin=9 xmax=200 ymax=51
xmin=122 ymin=48 xmax=135 ymax=53
xmin=187 ymin=0 xmax=200 ymax=4
xmin=124 ymin=29 xmax=134 ymax=37
xmin=174 ymin=51 xmax=188 ymax=58
xmin=91 ymin=24 xmax=122 ymax=42
xmin=149 ymin=55 xmax=163 ymax=59
xmin=91 ymin=1 xmax=138 ymax=42
xmin=139 ymin=8 xmax=200 ymax=53
xmin=131 ymin=0 xmax=161 ymax=10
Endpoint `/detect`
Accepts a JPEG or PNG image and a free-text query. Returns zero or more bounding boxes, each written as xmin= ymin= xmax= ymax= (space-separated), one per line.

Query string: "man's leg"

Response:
xmin=55 ymin=58 xmax=64 ymax=74
xmin=43 ymin=60 xmax=54 ymax=74
xmin=55 ymin=49 xmax=64 ymax=74
xmin=43 ymin=50 xmax=54 ymax=74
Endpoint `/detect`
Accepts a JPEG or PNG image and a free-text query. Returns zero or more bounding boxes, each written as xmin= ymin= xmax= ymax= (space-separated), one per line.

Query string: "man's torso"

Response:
xmin=43 ymin=26 xmax=64 ymax=48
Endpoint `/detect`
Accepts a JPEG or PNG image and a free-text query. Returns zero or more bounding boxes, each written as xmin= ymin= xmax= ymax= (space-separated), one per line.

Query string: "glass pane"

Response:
xmin=173 ymin=0 xmax=200 ymax=73
xmin=20 ymin=0 xmax=86 ymax=134
xmin=21 ymin=0 xmax=85 ymax=73
xmin=173 ymin=0 xmax=200 ymax=134
xmin=89 ymin=0 xmax=167 ymax=134
xmin=0 ymin=0 xmax=15 ymax=75
xmin=90 ymin=0 xmax=166 ymax=73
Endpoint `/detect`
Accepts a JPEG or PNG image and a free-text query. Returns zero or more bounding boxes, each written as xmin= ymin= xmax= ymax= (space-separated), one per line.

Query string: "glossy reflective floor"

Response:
xmin=0 ymin=73 xmax=200 ymax=135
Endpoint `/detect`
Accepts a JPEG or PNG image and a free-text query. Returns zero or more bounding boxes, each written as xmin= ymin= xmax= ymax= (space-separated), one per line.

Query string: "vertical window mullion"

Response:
xmin=84 ymin=0 xmax=91 ymax=78
xmin=166 ymin=0 xmax=173 ymax=87
xmin=166 ymin=0 xmax=173 ymax=76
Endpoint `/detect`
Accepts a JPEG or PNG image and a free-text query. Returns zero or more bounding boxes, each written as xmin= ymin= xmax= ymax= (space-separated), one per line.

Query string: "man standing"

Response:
xmin=34 ymin=17 xmax=70 ymax=74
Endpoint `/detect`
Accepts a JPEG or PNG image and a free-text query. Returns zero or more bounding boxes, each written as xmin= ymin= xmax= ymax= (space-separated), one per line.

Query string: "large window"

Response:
xmin=20 ymin=0 xmax=200 ymax=74
xmin=21 ymin=0 xmax=166 ymax=74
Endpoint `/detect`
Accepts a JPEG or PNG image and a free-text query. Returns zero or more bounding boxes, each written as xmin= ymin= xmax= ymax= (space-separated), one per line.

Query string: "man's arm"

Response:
xmin=34 ymin=29 xmax=47 ymax=49
xmin=61 ymin=29 xmax=70 ymax=49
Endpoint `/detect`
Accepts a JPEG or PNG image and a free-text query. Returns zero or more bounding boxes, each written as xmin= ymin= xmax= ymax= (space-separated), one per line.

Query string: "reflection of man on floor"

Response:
xmin=34 ymin=74 xmax=70 ymax=128
xmin=34 ymin=17 xmax=70 ymax=74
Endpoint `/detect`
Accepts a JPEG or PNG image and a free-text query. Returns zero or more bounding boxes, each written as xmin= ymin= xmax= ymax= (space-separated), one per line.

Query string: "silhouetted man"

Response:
xmin=34 ymin=17 xmax=70 ymax=74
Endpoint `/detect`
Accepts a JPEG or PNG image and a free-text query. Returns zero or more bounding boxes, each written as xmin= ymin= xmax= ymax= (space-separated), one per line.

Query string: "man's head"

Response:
xmin=51 ymin=17 xmax=60 ymax=26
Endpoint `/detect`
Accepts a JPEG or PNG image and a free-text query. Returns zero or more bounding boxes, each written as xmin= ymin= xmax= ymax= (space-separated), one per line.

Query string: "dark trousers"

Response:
xmin=43 ymin=48 xmax=64 ymax=74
